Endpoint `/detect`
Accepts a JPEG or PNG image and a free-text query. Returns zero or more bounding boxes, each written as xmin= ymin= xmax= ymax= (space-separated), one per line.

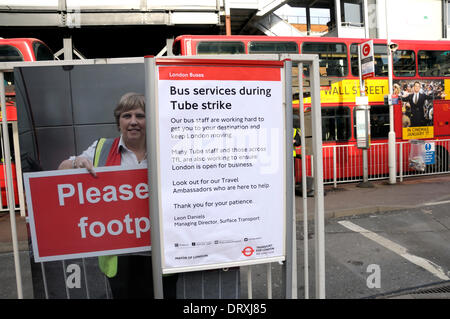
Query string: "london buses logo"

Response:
xmin=242 ymin=246 xmax=254 ymax=257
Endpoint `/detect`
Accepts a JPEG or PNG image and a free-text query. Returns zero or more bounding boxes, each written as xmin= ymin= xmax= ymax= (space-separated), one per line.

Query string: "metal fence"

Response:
xmin=0 ymin=121 xmax=26 ymax=216
xmin=29 ymin=257 xmax=286 ymax=299
xmin=2 ymin=54 xmax=326 ymax=300
xmin=28 ymin=139 xmax=450 ymax=299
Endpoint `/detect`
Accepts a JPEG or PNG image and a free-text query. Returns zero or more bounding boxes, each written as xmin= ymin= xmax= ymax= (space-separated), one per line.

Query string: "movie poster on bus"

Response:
xmin=395 ymin=79 xmax=446 ymax=139
xmin=154 ymin=61 xmax=286 ymax=273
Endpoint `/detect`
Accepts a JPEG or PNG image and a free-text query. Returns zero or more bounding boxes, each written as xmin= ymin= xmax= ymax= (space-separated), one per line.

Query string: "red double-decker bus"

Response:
xmin=0 ymin=38 xmax=54 ymax=207
xmin=172 ymin=35 xmax=450 ymax=184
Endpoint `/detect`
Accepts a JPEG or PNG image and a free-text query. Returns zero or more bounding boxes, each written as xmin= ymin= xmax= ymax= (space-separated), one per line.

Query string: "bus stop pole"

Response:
xmin=357 ymin=44 xmax=372 ymax=188
xmin=359 ymin=45 xmax=368 ymax=183
xmin=0 ymin=71 xmax=23 ymax=299
xmin=385 ymin=2 xmax=397 ymax=184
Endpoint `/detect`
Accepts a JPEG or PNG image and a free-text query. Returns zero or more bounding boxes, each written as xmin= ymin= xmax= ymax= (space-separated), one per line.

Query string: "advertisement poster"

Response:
xmin=156 ymin=62 xmax=286 ymax=273
xmin=24 ymin=166 xmax=151 ymax=262
xmin=396 ymin=79 xmax=446 ymax=139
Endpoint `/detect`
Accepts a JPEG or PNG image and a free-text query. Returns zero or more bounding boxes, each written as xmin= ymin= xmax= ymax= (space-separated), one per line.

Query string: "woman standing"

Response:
xmin=58 ymin=92 xmax=177 ymax=299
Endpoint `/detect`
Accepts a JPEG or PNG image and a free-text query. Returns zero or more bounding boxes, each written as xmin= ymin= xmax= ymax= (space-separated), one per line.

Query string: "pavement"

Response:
xmin=1 ymin=173 xmax=450 ymax=299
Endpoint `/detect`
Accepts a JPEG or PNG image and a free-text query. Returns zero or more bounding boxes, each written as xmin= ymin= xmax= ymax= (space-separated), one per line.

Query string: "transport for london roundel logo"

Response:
xmin=242 ymin=246 xmax=254 ymax=257
xmin=362 ymin=43 xmax=371 ymax=56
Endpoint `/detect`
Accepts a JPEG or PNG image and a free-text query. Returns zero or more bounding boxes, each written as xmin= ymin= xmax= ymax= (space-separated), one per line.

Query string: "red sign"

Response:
xmin=360 ymin=40 xmax=375 ymax=80
xmin=24 ymin=166 xmax=151 ymax=262
xmin=362 ymin=43 xmax=371 ymax=56
xmin=158 ymin=65 xmax=281 ymax=81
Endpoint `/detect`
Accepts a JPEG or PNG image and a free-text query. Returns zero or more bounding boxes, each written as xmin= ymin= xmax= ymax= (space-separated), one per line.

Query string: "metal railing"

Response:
xmin=0 ymin=121 xmax=26 ymax=216
xmin=296 ymin=139 xmax=450 ymax=186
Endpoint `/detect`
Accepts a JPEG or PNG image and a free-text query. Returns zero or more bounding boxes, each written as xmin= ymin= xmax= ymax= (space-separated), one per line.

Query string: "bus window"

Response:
xmin=351 ymin=43 xmax=388 ymax=77
xmin=322 ymin=106 xmax=351 ymax=141
xmin=0 ymin=45 xmax=24 ymax=62
xmin=353 ymin=105 xmax=389 ymax=139
xmin=197 ymin=41 xmax=245 ymax=55
xmin=418 ymin=50 xmax=450 ymax=77
xmin=249 ymin=41 xmax=298 ymax=53
xmin=341 ymin=0 xmax=364 ymax=27
xmin=33 ymin=41 xmax=54 ymax=61
xmin=393 ymin=50 xmax=415 ymax=77
xmin=302 ymin=42 xmax=348 ymax=77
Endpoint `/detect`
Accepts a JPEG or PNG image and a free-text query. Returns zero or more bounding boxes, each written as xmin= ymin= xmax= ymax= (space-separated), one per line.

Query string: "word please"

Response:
xmin=57 ymin=182 xmax=148 ymax=206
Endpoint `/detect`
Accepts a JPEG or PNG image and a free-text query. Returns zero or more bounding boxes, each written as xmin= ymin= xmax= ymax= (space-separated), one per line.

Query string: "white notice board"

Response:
xmin=152 ymin=59 xmax=287 ymax=274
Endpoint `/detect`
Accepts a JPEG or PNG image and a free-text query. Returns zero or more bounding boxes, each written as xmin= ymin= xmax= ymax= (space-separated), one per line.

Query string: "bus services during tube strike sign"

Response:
xmin=23 ymin=166 xmax=151 ymax=262
xmin=154 ymin=59 xmax=287 ymax=273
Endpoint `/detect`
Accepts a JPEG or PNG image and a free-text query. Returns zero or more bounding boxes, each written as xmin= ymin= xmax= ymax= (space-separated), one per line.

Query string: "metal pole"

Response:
xmin=334 ymin=0 xmax=342 ymax=35
xmin=309 ymin=56 xmax=325 ymax=299
xmin=224 ymin=0 xmax=231 ymax=35
xmin=363 ymin=0 xmax=369 ymax=38
xmin=363 ymin=148 xmax=369 ymax=181
xmin=266 ymin=263 xmax=272 ymax=299
xmin=357 ymin=44 xmax=373 ymax=188
xmin=11 ymin=122 xmax=26 ymax=216
xmin=62 ymin=260 xmax=70 ymax=299
xmin=63 ymin=38 xmax=73 ymax=60
xmin=399 ymin=142 xmax=403 ymax=182
xmin=0 ymin=71 xmax=23 ymax=299
xmin=385 ymin=1 xmax=396 ymax=184
xmin=283 ymin=59 xmax=296 ymax=299
xmin=358 ymin=44 xmax=369 ymax=184
xmin=82 ymin=258 xmax=91 ymax=299
xmin=41 ymin=262 xmax=49 ymax=299
xmin=333 ymin=147 xmax=337 ymax=188
xmin=359 ymin=45 xmax=368 ymax=183
xmin=247 ymin=266 xmax=252 ymax=299
xmin=144 ymin=57 xmax=164 ymax=299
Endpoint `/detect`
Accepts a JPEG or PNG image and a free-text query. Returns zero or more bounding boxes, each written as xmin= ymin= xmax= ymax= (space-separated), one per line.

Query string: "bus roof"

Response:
xmin=173 ymin=34 xmax=450 ymax=46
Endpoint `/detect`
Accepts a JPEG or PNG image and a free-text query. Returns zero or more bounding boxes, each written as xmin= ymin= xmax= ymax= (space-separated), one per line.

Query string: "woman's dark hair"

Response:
xmin=113 ymin=92 xmax=145 ymax=128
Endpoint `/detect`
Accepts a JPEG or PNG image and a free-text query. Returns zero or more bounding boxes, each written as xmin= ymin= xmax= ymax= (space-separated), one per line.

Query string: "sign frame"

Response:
xmin=355 ymin=105 xmax=371 ymax=149
xmin=23 ymin=165 xmax=151 ymax=262
xmin=145 ymin=57 xmax=291 ymax=276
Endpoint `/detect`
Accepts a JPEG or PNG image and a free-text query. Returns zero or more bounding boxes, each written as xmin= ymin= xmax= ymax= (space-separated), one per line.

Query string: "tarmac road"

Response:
xmin=323 ymin=203 xmax=450 ymax=298
xmin=241 ymin=202 xmax=450 ymax=299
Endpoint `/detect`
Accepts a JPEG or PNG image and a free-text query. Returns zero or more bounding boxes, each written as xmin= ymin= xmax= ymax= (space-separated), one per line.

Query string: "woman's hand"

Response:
xmin=73 ymin=156 xmax=97 ymax=177
xmin=58 ymin=156 xmax=97 ymax=177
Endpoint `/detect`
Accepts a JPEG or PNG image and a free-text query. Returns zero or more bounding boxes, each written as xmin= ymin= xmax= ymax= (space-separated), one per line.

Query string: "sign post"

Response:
xmin=357 ymin=41 xmax=374 ymax=188
xmin=145 ymin=56 xmax=299 ymax=298
xmin=148 ymin=57 xmax=287 ymax=275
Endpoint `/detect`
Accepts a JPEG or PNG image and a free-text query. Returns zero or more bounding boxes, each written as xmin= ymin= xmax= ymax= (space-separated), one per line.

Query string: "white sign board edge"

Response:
xmin=153 ymin=61 xmax=288 ymax=275
xmin=162 ymin=256 xmax=286 ymax=275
